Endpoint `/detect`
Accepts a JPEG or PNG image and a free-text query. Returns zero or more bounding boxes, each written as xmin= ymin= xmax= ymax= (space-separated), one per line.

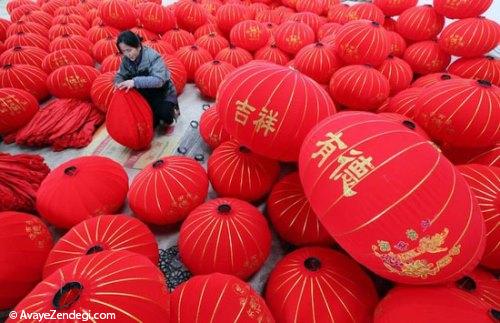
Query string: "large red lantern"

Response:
xmin=274 ymin=21 xmax=315 ymax=55
xmin=299 ymin=111 xmax=486 ymax=284
xmin=327 ymin=3 xmax=350 ymax=24
xmin=161 ymin=54 xmax=188 ymax=94
xmin=170 ymin=273 xmax=273 ymax=322
xmin=454 ymin=267 xmax=500 ymax=308
xmin=86 ymin=23 xmax=120 ymax=44
xmin=396 ymin=5 xmax=444 ymax=42
xmin=378 ymin=55 xmax=413 ymax=95
xmin=5 ymin=32 xmax=50 ymax=51
xmin=448 ymin=56 xmax=499 ymax=87
xmin=266 ymin=247 xmax=378 ymax=322
xmin=195 ymin=32 xmax=229 ymax=57
xmin=216 ymin=3 xmax=252 ymax=35
xmin=0 ymin=87 xmax=38 ymax=135
xmin=178 ymin=198 xmax=271 ymax=279
xmin=373 ymin=0 xmax=417 ymax=17
xmin=374 ymin=286 xmax=494 ymax=323
xmin=162 ymin=28 xmax=195 ymax=50
xmin=0 ymin=45 xmax=47 ymax=69
xmin=434 ymin=0 xmax=493 ymax=19
xmin=48 ymin=22 xmax=87 ymax=41
xmin=90 ymin=71 xmax=115 ymax=113
xmin=217 ymin=61 xmax=337 ymax=161
xmin=345 ymin=2 xmax=385 ymax=25
xmin=175 ymin=44 xmax=213 ymax=81
xmin=411 ymin=72 xmax=458 ymax=88
xmin=457 ymin=164 xmax=499 ymax=270
xmin=229 ymin=20 xmax=270 ymax=53
xmin=0 ymin=63 xmax=48 ymax=101
xmin=378 ymin=87 xmax=423 ymax=119
xmin=9 ymin=251 xmax=170 ymax=323
xmin=138 ymin=2 xmax=176 ymax=34
xmin=199 ymin=105 xmax=231 ymax=149
xmin=194 ymin=60 xmax=235 ymax=99
xmin=294 ymin=42 xmax=341 ymax=85
xmin=415 ymin=78 xmax=500 ymax=149
xmin=92 ymin=36 xmax=118 ymax=63
xmin=329 ymin=64 xmax=390 ymax=110
xmin=335 ymin=19 xmax=390 ymax=67
xmin=207 ymin=140 xmax=280 ymax=201
xmin=215 ymin=45 xmax=253 ymax=68
xmin=106 ymin=90 xmax=154 ymax=150
xmin=439 ymin=17 xmax=500 ymax=58
xmin=6 ymin=20 xmax=48 ymax=38
xmin=174 ymin=0 xmax=208 ymax=33
xmin=36 ymin=156 xmax=128 ymax=229
xmin=403 ymin=40 xmax=450 ymax=75
xmin=254 ymin=43 xmax=290 ymax=65
xmin=49 ymin=34 xmax=93 ymax=56
xmin=98 ymin=0 xmax=137 ymax=30
xmin=0 ymin=211 xmax=53 ymax=310
xmin=267 ymin=172 xmax=333 ymax=246
xmin=100 ymin=52 xmax=122 ymax=73
xmin=43 ymin=214 xmax=158 ymax=278
xmin=47 ymin=65 xmax=100 ymax=100
xmin=128 ymin=156 xmax=209 ymax=225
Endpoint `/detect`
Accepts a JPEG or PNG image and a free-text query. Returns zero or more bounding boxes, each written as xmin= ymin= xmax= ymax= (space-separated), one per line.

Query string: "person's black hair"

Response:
xmin=116 ymin=30 xmax=143 ymax=53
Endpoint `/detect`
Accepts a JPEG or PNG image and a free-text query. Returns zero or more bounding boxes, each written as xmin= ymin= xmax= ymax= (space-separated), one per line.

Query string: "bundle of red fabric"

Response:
xmin=0 ymin=153 xmax=50 ymax=212
xmin=4 ymin=98 xmax=104 ymax=151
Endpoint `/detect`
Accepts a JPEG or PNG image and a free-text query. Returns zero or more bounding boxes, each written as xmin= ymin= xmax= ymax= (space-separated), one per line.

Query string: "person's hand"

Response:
xmin=116 ymin=80 xmax=135 ymax=92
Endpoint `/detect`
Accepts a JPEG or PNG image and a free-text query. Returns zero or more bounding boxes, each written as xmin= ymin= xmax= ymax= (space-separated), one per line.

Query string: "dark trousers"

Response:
xmin=137 ymin=88 xmax=177 ymax=127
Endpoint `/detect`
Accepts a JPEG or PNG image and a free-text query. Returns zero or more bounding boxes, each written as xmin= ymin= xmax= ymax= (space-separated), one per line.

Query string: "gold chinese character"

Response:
xmin=311 ymin=132 xmax=347 ymax=167
xmin=253 ymin=107 xmax=278 ymax=136
xmin=330 ymin=149 xmax=374 ymax=197
xmin=246 ymin=26 xmax=261 ymax=40
xmin=286 ymin=34 xmax=301 ymax=46
xmin=235 ymin=99 xmax=256 ymax=125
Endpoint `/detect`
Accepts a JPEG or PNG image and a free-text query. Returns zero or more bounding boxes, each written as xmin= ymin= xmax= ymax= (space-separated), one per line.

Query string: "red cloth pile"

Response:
xmin=0 ymin=153 xmax=50 ymax=212
xmin=4 ymin=99 xmax=104 ymax=151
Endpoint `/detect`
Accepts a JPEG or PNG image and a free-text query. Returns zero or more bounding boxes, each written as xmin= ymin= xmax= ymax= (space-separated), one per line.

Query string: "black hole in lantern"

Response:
xmin=239 ymin=146 xmax=251 ymax=153
xmin=456 ymin=276 xmax=477 ymax=292
xmin=486 ymin=56 xmax=494 ymax=60
xmin=489 ymin=309 xmax=500 ymax=320
xmin=477 ymin=80 xmax=492 ymax=87
xmin=86 ymin=245 xmax=104 ymax=255
xmin=153 ymin=159 xmax=165 ymax=168
xmin=217 ymin=204 xmax=231 ymax=214
xmin=371 ymin=21 xmax=380 ymax=27
xmin=402 ymin=120 xmax=416 ymax=130
xmin=304 ymin=257 xmax=321 ymax=271
xmin=52 ymin=282 xmax=83 ymax=310
xmin=64 ymin=166 xmax=77 ymax=176
xmin=440 ymin=74 xmax=452 ymax=80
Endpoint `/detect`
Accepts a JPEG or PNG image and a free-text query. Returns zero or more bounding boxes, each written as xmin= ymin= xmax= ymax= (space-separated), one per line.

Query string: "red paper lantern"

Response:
xmin=130 ymin=26 xmax=159 ymax=42
xmin=0 ymin=18 xmax=11 ymax=42
xmin=454 ymin=267 xmax=500 ymax=308
xmin=52 ymin=14 xmax=90 ymax=30
xmin=106 ymin=90 xmax=154 ymax=150
xmin=162 ymin=28 xmax=195 ymax=50
xmin=36 ymin=156 xmax=128 ymax=229
xmin=77 ymin=0 xmax=99 ymax=12
xmin=90 ymin=71 xmax=114 ymax=113
xmin=229 ymin=20 xmax=270 ymax=53
xmin=216 ymin=3 xmax=252 ymax=35
xmin=345 ymin=3 xmax=384 ymax=25
xmin=10 ymin=4 xmax=40 ymax=22
xmin=335 ymin=20 xmax=391 ymax=67
xmin=98 ymin=0 xmax=137 ymax=30
xmin=411 ymin=72 xmax=458 ymax=88
xmin=378 ymin=87 xmax=423 ymax=119
xmin=327 ymin=3 xmax=350 ymax=24
xmin=374 ymin=286 xmax=494 ymax=323
xmin=40 ymin=0 xmax=65 ymax=15
xmin=138 ymin=2 xmax=176 ymax=34
xmin=217 ymin=61 xmax=337 ymax=161
xmin=144 ymin=39 xmax=175 ymax=55
xmin=174 ymin=0 xmax=208 ymax=33
xmin=17 ymin=10 xmax=52 ymax=29
xmin=415 ymin=78 xmax=500 ymax=149
xmin=255 ymin=9 xmax=282 ymax=25
xmin=207 ymin=140 xmax=280 ymax=201
xmin=274 ymin=21 xmax=315 ymax=55
xmin=5 ymin=32 xmax=49 ymax=51
xmin=92 ymin=36 xmax=118 ymax=63
xmin=48 ymin=22 xmax=87 ymax=41
xmin=299 ymin=112 xmax=486 ymax=284
xmin=457 ymin=164 xmax=499 ymax=270
xmin=294 ymin=42 xmax=341 ymax=85
xmin=6 ymin=20 xmax=48 ymax=38
xmin=200 ymin=0 xmax=222 ymax=15
xmin=0 ymin=45 xmax=47 ymax=69
xmin=43 ymin=214 xmax=158 ymax=278
xmin=86 ymin=23 xmax=120 ymax=44
xmin=86 ymin=8 xmax=99 ymax=24
xmin=254 ymin=43 xmax=290 ymax=65
xmin=373 ymin=0 xmax=417 ymax=17
xmin=161 ymin=54 xmax=187 ymax=95
xmin=6 ymin=0 xmax=35 ymax=14
xmin=100 ymin=52 xmax=121 ymax=72
xmin=434 ymin=0 xmax=493 ymax=19
xmin=179 ymin=198 xmax=271 ymax=279
xmin=403 ymin=41 xmax=450 ymax=75
xmin=128 ymin=156 xmax=209 ymax=225
xmin=0 ymin=211 xmax=53 ymax=310
xmin=396 ymin=5 xmax=444 ymax=42
xmin=194 ymin=60 xmax=235 ymax=99
xmin=0 ymin=63 xmax=48 ymax=101
xmin=50 ymin=34 xmax=93 ymax=56
xmin=9 ymin=251 xmax=170 ymax=322
xmin=42 ymin=48 xmax=93 ymax=75
xmin=285 ymin=12 xmax=323 ymax=34
xmin=175 ymin=44 xmax=213 ymax=81
xmin=266 ymin=247 xmax=378 ymax=322
xmin=195 ymin=32 xmax=229 ymax=57
xmin=199 ymin=105 xmax=231 ymax=149
xmin=54 ymin=6 xmax=85 ymax=17
xmin=170 ymin=273 xmax=273 ymax=322
xmin=387 ymin=31 xmax=407 ymax=57
xmin=317 ymin=22 xmax=341 ymax=40
xmin=378 ymin=55 xmax=413 ymax=95
xmin=439 ymin=17 xmax=500 ymax=58
xmin=47 ymin=65 xmax=100 ymax=100
xmin=329 ymin=65 xmax=390 ymax=110
xmin=378 ymin=112 xmax=430 ymax=140
xmin=194 ymin=23 xmax=222 ymax=39
xmin=468 ymin=145 xmax=500 ymax=167
xmin=384 ymin=17 xmax=397 ymax=32
xmin=448 ymin=56 xmax=500 ymax=87
xmin=0 ymin=87 xmax=38 ymax=135
xmin=295 ymin=0 xmax=325 ymax=15
xmin=267 ymin=172 xmax=333 ymax=246
xmin=215 ymin=45 xmax=253 ymax=68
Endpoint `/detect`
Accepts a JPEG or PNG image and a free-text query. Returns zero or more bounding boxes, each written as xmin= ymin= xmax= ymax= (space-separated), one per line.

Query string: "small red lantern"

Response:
xmin=6 ymin=20 xmax=48 ymax=38
xmin=5 ymin=32 xmax=49 ymax=51
xmin=47 ymin=65 xmax=100 ymax=100
xmin=327 ymin=3 xmax=350 ymax=24
xmin=144 ymin=39 xmax=175 ymax=55
xmin=6 ymin=0 xmax=35 ymax=14
xmin=448 ymin=56 xmax=499 ymax=87
xmin=373 ymin=0 xmax=417 ymax=17
xmin=86 ymin=23 xmax=120 ymax=44
xmin=0 ymin=45 xmax=47 ymax=69
xmin=434 ymin=0 xmax=493 ymax=19
xmin=396 ymin=5 xmax=444 ymax=42
xmin=216 ymin=3 xmax=252 ymax=35
xmin=411 ymin=72 xmax=458 ymax=88
xmin=0 ymin=63 xmax=48 ymax=101
xmin=215 ymin=45 xmax=253 ymax=68
xmin=17 ymin=10 xmax=52 ymax=29
xmin=378 ymin=55 xmax=413 ymax=95
xmin=194 ymin=60 xmax=235 ymax=99
xmin=161 ymin=54 xmax=188 ymax=95
xmin=48 ymin=22 xmax=87 ymax=41
xmin=317 ymin=22 xmax=341 ymax=40
xmin=92 ymin=36 xmax=118 ymax=63
xmin=199 ymin=105 xmax=231 ymax=149
xmin=100 ymin=52 xmax=122 ymax=73
xmin=98 ymin=0 xmax=137 ymax=30
xmin=49 ymin=34 xmax=93 ymax=56
xmin=0 ymin=87 xmax=38 ymax=135
xmin=162 ymin=27 xmax=195 ymax=50
xmin=255 ymin=9 xmax=282 ymax=25
xmin=174 ymin=0 xmax=208 ymax=33
xmin=52 ymin=14 xmax=90 ymax=30
xmin=378 ymin=87 xmax=423 ymax=119
xmin=294 ymin=42 xmax=342 ymax=85
xmin=345 ymin=3 xmax=385 ymax=25
xmin=128 ymin=156 xmax=209 ymax=225
xmin=403 ymin=40 xmax=451 ymax=75
xmin=295 ymin=0 xmax=326 ymax=15
xmin=194 ymin=23 xmax=222 ymax=39
xmin=195 ymin=32 xmax=229 ymax=57
xmin=175 ymin=44 xmax=213 ymax=81
xmin=254 ymin=43 xmax=290 ymax=65
xmin=387 ymin=31 xmax=407 ymax=57
xmin=130 ymin=26 xmax=159 ymax=42
xmin=274 ymin=21 xmax=315 ymax=55
xmin=0 ymin=18 xmax=11 ymax=42
xmin=138 ymin=2 xmax=176 ymax=34
xmin=230 ymin=20 xmax=270 ymax=53
xmin=90 ymin=71 xmax=115 ymax=113
xmin=285 ymin=12 xmax=323 ymax=34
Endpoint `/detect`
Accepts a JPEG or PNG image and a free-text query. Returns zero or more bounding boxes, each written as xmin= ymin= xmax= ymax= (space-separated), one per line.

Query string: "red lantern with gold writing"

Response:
xmin=199 ymin=105 xmax=231 ymax=149
xmin=215 ymin=45 xmax=253 ymax=68
xmin=378 ymin=55 xmax=413 ymax=95
xmin=0 ymin=45 xmax=47 ymax=69
xmin=0 ymin=63 xmax=48 ymax=101
xmin=396 ymin=5 xmax=444 ymax=42
xmin=345 ymin=2 xmax=385 ymax=25
xmin=174 ymin=0 xmax=208 ymax=33
xmin=299 ymin=111 xmax=486 ymax=284
xmin=90 ymin=71 xmax=115 ymax=113
xmin=216 ymin=3 xmax=251 ymax=35
xmin=92 ymin=36 xmax=118 ymax=63
xmin=448 ymin=56 xmax=499 ymax=87
xmin=162 ymin=27 xmax=195 ymax=51
xmin=6 ymin=20 xmax=48 ymax=39
xmin=217 ymin=61 xmax=337 ymax=161
xmin=138 ymin=2 xmax=176 ymax=34
xmin=5 ymin=32 xmax=49 ymax=51
xmin=294 ymin=42 xmax=341 ymax=85
xmin=195 ymin=32 xmax=229 ymax=57
xmin=175 ymin=44 xmax=213 ymax=81
xmin=194 ymin=60 xmax=235 ymax=99
xmin=98 ymin=0 xmax=137 ymax=30
xmin=47 ymin=65 xmax=100 ymax=100
xmin=161 ymin=54 xmax=188 ymax=95
xmin=387 ymin=31 xmax=407 ymax=57
xmin=403 ymin=41 xmax=450 ymax=75
xmin=86 ymin=23 xmax=120 ymax=44
xmin=373 ymin=0 xmax=417 ymax=17
xmin=0 ymin=87 xmax=38 ymax=135
xmin=100 ymin=52 xmax=122 ymax=73
xmin=274 ymin=21 xmax=315 ymax=55
xmin=434 ymin=0 xmax=493 ymax=19
xmin=254 ymin=43 xmax=290 ymax=65
xmin=327 ymin=3 xmax=350 ymax=24
xmin=49 ymin=34 xmax=93 ymax=56
xmin=48 ymin=23 xmax=87 ymax=41
xmin=230 ymin=20 xmax=270 ymax=53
